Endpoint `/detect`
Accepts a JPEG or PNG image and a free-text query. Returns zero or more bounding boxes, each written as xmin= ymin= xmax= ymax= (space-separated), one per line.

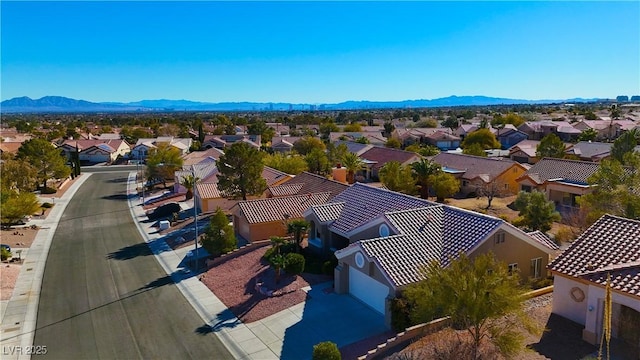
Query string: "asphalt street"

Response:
xmin=33 ymin=172 xmax=233 ymax=359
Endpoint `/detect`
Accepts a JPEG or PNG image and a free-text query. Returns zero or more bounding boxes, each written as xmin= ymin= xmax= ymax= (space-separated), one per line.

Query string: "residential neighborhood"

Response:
xmin=2 ymin=102 xmax=639 ymax=360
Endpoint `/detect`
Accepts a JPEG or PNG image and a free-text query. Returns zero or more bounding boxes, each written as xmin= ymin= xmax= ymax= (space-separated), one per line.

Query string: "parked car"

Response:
xmin=1 ymin=244 xmax=11 ymax=252
xmin=146 ymin=202 xmax=181 ymax=221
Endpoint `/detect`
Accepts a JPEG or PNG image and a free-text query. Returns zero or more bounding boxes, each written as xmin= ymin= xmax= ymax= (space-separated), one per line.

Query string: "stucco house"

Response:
xmin=496 ymin=128 xmax=529 ymax=150
xmin=303 ymin=184 xmax=557 ymax=327
xmin=508 ymin=140 xmax=542 ymax=164
xmin=192 ymin=166 xmax=292 ymax=214
xmin=516 ymin=158 xmax=601 ymax=212
xmin=432 ymin=153 xmax=527 ymax=197
xmin=201 ymin=134 xmax=261 ymax=150
xmin=233 ymin=192 xmax=332 ymax=243
xmin=60 ymin=139 xmax=131 ymax=163
xmin=518 ymin=121 xmax=582 ymax=142
xmin=358 ymin=146 xmax=422 ymax=181
xmin=424 ymin=131 xmax=461 ymax=150
xmin=130 ymin=137 xmax=192 ymax=161
xmin=548 ymin=214 xmax=639 ymax=351
xmin=270 ymin=136 xmax=302 ymax=153
xmin=266 ymin=171 xmax=349 ymax=199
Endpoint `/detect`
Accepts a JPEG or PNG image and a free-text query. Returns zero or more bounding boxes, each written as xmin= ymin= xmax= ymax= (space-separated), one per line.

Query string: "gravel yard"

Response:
xmin=1 ymin=264 xmax=22 ymax=300
xmin=200 ymin=246 xmax=331 ymax=323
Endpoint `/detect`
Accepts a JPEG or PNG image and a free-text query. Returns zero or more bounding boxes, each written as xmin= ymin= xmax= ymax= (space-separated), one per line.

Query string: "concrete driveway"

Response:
xmin=244 ymin=281 xmax=388 ymax=360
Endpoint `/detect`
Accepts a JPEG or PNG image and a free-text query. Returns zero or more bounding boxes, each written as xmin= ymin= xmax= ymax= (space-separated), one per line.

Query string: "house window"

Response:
xmin=504 ymin=183 xmax=509 ymax=190
xmin=508 ymin=263 xmax=518 ymax=275
xmin=462 ymin=180 xmax=469 ymax=187
xmin=521 ymin=185 xmax=532 ymax=193
xmin=531 ymin=258 xmax=542 ymax=279
xmin=494 ymin=232 xmax=505 ymax=244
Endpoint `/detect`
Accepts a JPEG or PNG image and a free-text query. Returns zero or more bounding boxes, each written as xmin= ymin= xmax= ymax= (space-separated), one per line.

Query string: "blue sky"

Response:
xmin=1 ymin=1 xmax=639 ymax=103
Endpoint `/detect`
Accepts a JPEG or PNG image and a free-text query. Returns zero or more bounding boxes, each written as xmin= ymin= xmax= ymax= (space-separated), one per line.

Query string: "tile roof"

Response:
xmin=359 ymin=205 xmax=504 ymax=287
xmin=333 ymin=141 xmax=373 ymax=156
xmin=548 ymin=214 xmax=640 ymax=297
xmin=238 ymin=192 xmax=332 ymax=224
xmin=268 ymin=183 xmax=305 ymax=197
xmin=426 ymin=131 xmax=461 ymax=141
xmin=329 ymin=183 xmax=436 ymax=235
xmin=432 ymin=152 xmax=521 ymax=181
xmin=196 ymin=182 xmax=222 ymax=199
xmin=520 ymin=158 xmax=601 ymax=185
xmin=527 ymin=230 xmax=560 ymax=250
xmin=0 ymin=142 xmax=22 ymax=153
xmin=283 ymin=172 xmax=349 ymax=199
xmin=182 ymin=148 xmax=224 ymax=166
xmin=62 ymin=139 xmax=127 ymax=151
xmin=262 ymin=166 xmax=293 ymax=186
xmin=359 ymin=146 xmax=420 ymax=172
xmin=565 ymin=141 xmax=612 ymax=160
xmin=508 ymin=140 xmax=541 ymax=157
xmin=310 ymin=202 xmax=345 ymax=222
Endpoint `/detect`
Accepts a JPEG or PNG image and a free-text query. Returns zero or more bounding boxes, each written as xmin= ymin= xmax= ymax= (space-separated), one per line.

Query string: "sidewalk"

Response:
xmin=0 ymin=174 xmax=92 ymax=360
xmin=125 ymin=172 xmax=278 ymax=360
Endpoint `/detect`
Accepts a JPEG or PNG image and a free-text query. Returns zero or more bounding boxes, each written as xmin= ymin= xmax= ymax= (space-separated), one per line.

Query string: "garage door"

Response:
xmin=349 ymin=266 xmax=389 ymax=314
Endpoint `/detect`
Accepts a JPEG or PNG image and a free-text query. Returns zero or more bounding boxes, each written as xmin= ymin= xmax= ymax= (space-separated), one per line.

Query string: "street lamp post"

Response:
xmin=192 ymin=165 xmax=199 ymax=271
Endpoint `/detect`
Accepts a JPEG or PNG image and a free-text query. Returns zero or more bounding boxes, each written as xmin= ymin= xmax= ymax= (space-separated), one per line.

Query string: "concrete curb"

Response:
xmin=125 ymin=172 xmax=277 ymax=360
xmin=0 ymin=174 xmax=92 ymax=360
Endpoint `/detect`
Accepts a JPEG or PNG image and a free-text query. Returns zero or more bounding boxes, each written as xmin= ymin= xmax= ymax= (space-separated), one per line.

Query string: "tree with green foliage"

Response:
xmin=513 ymin=191 xmax=561 ymax=233
xmin=263 ymin=152 xmax=308 ymax=175
xmin=145 ymin=142 xmax=184 ymax=188
xmin=217 ymin=142 xmax=267 ymax=200
xmin=463 ymin=143 xmax=487 ymax=157
xmin=287 ymin=218 xmax=310 ymax=253
xmin=1 ymin=247 xmax=11 ymax=261
xmin=578 ymin=154 xmax=640 ymax=223
xmin=201 ymin=207 xmax=236 ymax=257
xmin=327 ymin=142 xmax=349 ymax=167
xmin=0 ymin=158 xmax=38 ymax=192
xmin=312 ymin=341 xmax=341 ymax=360
xmin=180 ymin=174 xmax=199 ymax=200
xmin=16 ymin=138 xmax=71 ymax=190
xmin=385 ymin=137 xmax=401 ymax=149
xmin=584 ymin=111 xmax=598 ymax=120
xmin=577 ymin=128 xmax=598 ymax=142
xmin=198 ymin=122 xmax=205 ymax=144
xmin=379 ymin=161 xmax=417 ymax=194
xmin=1 ymin=190 xmax=41 ymax=227
xmin=441 ymin=116 xmax=459 ymax=133
xmin=341 ymin=152 xmax=364 ymax=184
xmin=403 ymin=253 xmax=537 ymax=360
xmin=343 ymin=123 xmax=362 ymax=132
xmin=429 ymin=172 xmax=460 ymax=202
xmin=405 ymin=144 xmax=440 ymax=157
xmin=611 ymin=129 xmax=639 ymax=164
xmin=536 ymin=133 xmax=566 ymax=159
xmin=305 ymin=148 xmax=330 ymax=175
xmin=293 ymin=136 xmax=326 ymax=155
xmin=247 ymin=120 xmax=275 ymax=144
xmin=383 ymin=121 xmax=396 ymax=137
xmin=319 ymin=122 xmax=339 ymax=139
xmin=461 ymin=128 xmax=500 ymax=151
xmin=411 ymin=158 xmax=442 ymax=200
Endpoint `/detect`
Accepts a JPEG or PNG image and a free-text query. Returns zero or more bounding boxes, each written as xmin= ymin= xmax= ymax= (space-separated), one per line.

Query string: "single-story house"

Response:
xmin=424 ymin=131 xmax=461 ymax=151
xmin=303 ymin=184 xmax=558 ymax=327
xmin=516 ymin=158 xmax=601 ymax=211
xmin=432 ymin=152 xmax=527 ymax=197
xmin=358 ymin=146 xmax=422 ymax=181
xmin=496 ymin=128 xmax=529 ymax=150
xmin=329 ymin=132 xmax=388 ymax=146
xmin=548 ymin=214 xmax=640 ymax=349
xmin=201 ymin=135 xmax=261 ymax=150
xmin=60 ymin=139 xmax=131 ymax=163
xmin=130 ymin=137 xmax=192 ymax=161
xmin=233 ymin=192 xmax=332 ymax=242
xmin=270 ymin=137 xmax=302 ymax=153
xmin=266 ymin=171 xmax=349 ymax=199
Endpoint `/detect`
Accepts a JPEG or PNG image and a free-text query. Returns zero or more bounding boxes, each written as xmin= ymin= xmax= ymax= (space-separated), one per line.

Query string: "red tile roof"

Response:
xmin=359 ymin=146 xmax=420 ymax=172
xmin=238 ymin=192 xmax=332 ymax=224
xmin=549 ymin=214 xmax=640 ymax=297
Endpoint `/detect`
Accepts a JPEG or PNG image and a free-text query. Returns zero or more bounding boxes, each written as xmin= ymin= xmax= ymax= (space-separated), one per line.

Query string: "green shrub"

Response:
xmin=41 ymin=187 xmax=57 ymax=194
xmin=1 ymin=248 xmax=11 ymax=261
xmin=529 ymin=276 xmax=553 ymax=290
xmin=41 ymin=202 xmax=54 ymax=209
xmin=285 ymin=253 xmax=305 ymax=275
xmin=263 ymin=243 xmax=296 ymax=262
xmin=553 ymin=226 xmax=573 ymax=244
xmin=390 ymin=297 xmax=411 ymax=332
xmin=322 ymin=255 xmax=338 ymax=275
xmin=312 ymin=341 xmax=341 ymax=360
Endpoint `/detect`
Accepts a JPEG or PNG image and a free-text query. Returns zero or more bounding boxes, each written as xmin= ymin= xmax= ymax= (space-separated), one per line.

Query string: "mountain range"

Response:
xmin=0 ymin=95 xmax=604 ymax=113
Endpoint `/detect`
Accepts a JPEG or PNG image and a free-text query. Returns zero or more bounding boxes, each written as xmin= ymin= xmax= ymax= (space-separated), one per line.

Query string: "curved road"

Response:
xmin=33 ymin=172 xmax=233 ymax=359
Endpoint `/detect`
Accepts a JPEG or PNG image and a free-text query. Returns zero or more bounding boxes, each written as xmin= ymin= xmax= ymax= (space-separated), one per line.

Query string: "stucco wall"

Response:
xmin=339 ymin=251 xmax=395 ymax=295
xmin=470 ymin=230 xmax=550 ymax=280
xmin=201 ymin=197 xmax=238 ymax=213
xmin=496 ymin=165 xmax=527 ymax=194
xmin=582 ymin=284 xmax=640 ymax=345
xmin=551 ymin=275 xmax=589 ymax=326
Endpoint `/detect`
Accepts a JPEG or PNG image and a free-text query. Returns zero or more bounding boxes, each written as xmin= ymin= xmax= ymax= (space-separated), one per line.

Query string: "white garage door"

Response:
xmin=349 ymin=266 xmax=389 ymax=314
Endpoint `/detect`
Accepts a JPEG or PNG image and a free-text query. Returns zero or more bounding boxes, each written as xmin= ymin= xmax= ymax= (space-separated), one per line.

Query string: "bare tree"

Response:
xmin=478 ymin=180 xmax=508 ymax=209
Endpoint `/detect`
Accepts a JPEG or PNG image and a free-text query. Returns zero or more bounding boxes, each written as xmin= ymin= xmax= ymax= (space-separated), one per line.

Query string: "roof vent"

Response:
xmin=585 ymin=262 xmax=596 ymax=271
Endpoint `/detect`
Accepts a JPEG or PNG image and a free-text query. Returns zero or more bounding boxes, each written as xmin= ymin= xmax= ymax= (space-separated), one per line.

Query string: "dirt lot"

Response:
xmin=445 ymin=195 xmax=519 ymax=221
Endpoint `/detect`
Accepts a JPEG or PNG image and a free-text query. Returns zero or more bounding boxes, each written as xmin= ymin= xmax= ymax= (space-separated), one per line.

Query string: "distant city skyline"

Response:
xmin=1 ymin=1 xmax=639 ymax=104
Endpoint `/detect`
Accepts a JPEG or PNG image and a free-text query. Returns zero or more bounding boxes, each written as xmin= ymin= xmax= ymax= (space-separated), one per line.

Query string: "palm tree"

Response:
xmin=269 ymin=236 xmax=287 ymax=256
xmin=180 ymin=174 xmax=200 ymax=200
xmin=287 ymin=219 xmax=310 ymax=253
xmin=271 ymin=254 xmax=286 ymax=284
xmin=411 ymin=158 xmax=442 ymax=199
xmin=341 ymin=152 xmax=364 ymax=184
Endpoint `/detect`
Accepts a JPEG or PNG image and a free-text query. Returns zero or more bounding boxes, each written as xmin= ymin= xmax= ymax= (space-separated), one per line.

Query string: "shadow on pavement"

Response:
xmin=107 ymin=242 xmax=154 ymax=260
xmin=102 ymin=193 xmax=136 ymax=201
xmin=530 ymin=313 xmax=597 ymax=359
